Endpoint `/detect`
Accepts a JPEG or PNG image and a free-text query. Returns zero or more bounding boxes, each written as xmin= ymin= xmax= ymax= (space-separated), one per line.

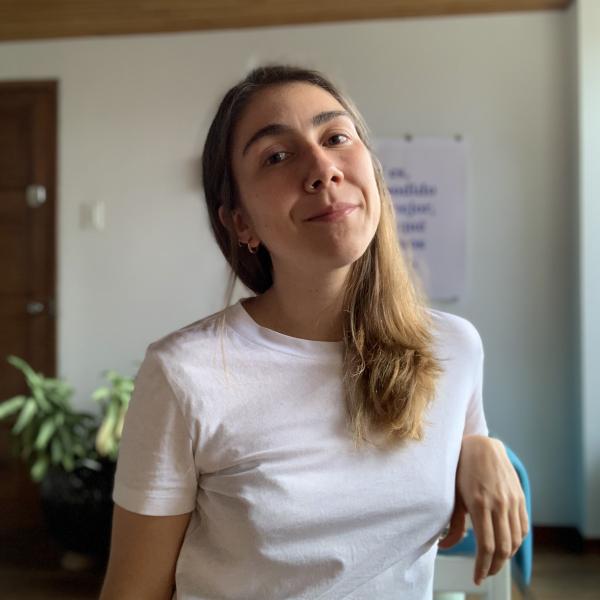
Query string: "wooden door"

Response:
xmin=0 ymin=81 xmax=57 ymax=534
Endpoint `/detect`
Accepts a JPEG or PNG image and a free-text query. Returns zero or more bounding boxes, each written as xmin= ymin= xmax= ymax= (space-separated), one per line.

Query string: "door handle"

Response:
xmin=26 ymin=185 xmax=47 ymax=208
xmin=26 ymin=301 xmax=45 ymax=315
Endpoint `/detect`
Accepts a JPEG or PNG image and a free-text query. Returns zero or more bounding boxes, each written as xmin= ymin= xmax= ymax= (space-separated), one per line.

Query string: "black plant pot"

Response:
xmin=39 ymin=460 xmax=116 ymax=561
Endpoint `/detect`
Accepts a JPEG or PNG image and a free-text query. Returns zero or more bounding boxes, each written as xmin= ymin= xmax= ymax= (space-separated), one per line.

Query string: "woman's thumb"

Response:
xmin=438 ymin=502 xmax=467 ymax=549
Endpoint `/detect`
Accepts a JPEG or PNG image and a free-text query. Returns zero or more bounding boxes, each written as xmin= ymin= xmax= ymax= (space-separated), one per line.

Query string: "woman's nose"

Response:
xmin=303 ymin=147 xmax=344 ymax=193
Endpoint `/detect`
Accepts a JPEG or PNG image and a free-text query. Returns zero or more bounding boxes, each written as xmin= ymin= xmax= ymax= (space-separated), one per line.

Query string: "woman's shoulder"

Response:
xmin=144 ymin=306 xmax=230 ymax=364
xmin=426 ymin=308 xmax=484 ymax=357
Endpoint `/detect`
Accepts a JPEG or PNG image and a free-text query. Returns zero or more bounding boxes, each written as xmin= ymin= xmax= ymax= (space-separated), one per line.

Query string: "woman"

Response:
xmin=100 ymin=65 xmax=527 ymax=600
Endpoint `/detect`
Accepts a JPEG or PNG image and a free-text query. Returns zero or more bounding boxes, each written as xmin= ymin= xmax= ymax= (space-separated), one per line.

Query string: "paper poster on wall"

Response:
xmin=374 ymin=137 xmax=467 ymax=301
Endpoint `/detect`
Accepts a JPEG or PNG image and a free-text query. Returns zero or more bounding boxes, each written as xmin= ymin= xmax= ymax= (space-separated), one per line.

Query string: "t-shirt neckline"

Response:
xmin=225 ymin=297 xmax=344 ymax=360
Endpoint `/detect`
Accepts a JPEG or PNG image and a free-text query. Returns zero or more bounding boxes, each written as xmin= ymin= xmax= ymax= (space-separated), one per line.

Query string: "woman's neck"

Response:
xmin=242 ymin=270 xmax=349 ymax=342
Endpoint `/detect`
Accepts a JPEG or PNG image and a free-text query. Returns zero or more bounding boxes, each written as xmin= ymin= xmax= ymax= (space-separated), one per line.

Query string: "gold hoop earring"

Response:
xmin=237 ymin=239 xmax=259 ymax=254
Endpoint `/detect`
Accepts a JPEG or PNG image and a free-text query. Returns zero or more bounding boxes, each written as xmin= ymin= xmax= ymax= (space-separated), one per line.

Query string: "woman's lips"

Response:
xmin=307 ymin=206 xmax=358 ymax=222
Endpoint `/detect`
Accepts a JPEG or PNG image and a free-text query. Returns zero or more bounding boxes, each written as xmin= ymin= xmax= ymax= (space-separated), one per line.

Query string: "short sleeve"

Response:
xmin=463 ymin=326 xmax=489 ymax=437
xmin=112 ymin=346 xmax=198 ymax=516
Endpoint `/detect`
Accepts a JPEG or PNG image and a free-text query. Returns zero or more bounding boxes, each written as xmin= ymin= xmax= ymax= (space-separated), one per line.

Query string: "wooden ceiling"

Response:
xmin=0 ymin=0 xmax=573 ymax=42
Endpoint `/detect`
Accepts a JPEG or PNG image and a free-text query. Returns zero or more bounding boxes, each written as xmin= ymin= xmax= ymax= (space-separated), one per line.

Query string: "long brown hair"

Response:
xmin=202 ymin=65 xmax=443 ymax=449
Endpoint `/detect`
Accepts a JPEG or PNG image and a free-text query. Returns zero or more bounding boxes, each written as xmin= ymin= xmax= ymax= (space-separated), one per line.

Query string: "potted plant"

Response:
xmin=0 ymin=356 xmax=133 ymax=564
xmin=92 ymin=369 xmax=133 ymax=461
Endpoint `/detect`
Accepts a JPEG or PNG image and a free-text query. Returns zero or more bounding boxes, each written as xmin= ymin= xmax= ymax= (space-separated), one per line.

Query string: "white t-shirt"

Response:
xmin=113 ymin=299 xmax=488 ymax=600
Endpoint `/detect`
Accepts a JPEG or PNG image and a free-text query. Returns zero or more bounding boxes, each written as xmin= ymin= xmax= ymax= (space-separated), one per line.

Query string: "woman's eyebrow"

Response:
xmin=241 ymin=110 xmax=352 ymax=156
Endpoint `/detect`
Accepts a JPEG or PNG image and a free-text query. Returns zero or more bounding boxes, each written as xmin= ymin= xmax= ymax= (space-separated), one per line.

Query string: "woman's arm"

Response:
xmin=439 ymin=435 xmax=529 ymax=586
xmin=99 ymin=504 xmax=192 ymax=600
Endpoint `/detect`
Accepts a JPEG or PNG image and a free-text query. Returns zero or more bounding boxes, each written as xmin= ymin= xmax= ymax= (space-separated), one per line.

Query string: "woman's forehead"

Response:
xmin=232 ymin=82 xmax=346 ymax=147
xmin=248 ymin=81 xmax=342 ymax=113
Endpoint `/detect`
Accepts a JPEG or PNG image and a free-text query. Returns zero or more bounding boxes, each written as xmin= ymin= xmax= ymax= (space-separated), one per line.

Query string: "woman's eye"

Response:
xmin=328 ymin=133 xmax=350 ymax=145
xmin=265 ymin=151 xmax=288 ymax=166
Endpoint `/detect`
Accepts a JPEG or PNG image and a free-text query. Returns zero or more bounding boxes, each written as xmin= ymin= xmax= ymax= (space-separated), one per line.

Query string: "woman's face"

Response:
xmin=227 ymin=82 xmax=381 ymax=277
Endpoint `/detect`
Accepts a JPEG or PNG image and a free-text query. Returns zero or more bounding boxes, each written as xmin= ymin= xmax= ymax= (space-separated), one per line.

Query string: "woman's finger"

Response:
xmin=472 ymin=507 xmax=495 ymax=585
xmin=519 ymin=495 xmax=530 ymax=542
xmin=438 ymin=499 xmax=467 ymax=549
xmin=488 ymin=506 xmax=512 ymax=575
xmin=509 ymin=502 xmax=523 ymax=557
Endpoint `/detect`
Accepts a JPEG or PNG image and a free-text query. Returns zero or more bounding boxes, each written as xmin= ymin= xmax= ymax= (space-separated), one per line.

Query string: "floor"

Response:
xmin=0 ymin=537 xmax=598 ymax=599
xmin=519 ymin=548 xmax=600 ymax=600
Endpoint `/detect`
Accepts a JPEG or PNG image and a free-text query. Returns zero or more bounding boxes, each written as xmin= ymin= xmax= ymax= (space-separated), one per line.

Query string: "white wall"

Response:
xmin=577 ymin=0 xmax=600 ymax=538
xmin=0 ymin=11 xmax=578 ymax=527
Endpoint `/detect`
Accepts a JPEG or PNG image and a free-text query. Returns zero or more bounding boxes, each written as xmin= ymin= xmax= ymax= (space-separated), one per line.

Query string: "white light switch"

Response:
xmin=92 ymin=201 xmax=106 ymax=231
xmin=79 ymin=201 xmax=106 ymax=231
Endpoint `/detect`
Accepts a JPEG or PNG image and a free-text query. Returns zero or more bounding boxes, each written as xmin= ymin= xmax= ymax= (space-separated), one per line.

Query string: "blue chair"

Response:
xmin=436 ymin=440 xmax=533 ymax=595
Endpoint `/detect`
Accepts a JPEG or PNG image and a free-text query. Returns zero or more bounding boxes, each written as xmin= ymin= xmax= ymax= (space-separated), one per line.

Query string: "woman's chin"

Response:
xmin=310 ymin=244 xmax=371 ymax=271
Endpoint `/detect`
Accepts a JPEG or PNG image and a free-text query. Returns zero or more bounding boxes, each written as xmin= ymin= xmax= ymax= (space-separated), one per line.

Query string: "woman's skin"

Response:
xmin=443 ymin=434 xmax=528 ymax=584
xmin=222 ymin=81 xmax=528 ymax=585
xmin=223 ymin=82 xmax=380 ymax=342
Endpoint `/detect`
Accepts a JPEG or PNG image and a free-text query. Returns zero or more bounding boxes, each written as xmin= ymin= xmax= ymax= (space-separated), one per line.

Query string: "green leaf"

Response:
xmin=58 ymin=427 xmax=73 ymax=454
xmin=53 ymin=380 xmax=73 ymax=403
xmin=7 ymin=356 xmax=40 ymax=387
xmin=50 ymin=437 xmax=62 ymax=464
xmin=50 ymin=392 xmax=69 ymax=410
xmin=34 ymin=418 xmax=57 ymax=450
xmin=107 ymin=438 xmax=119 ymax=461
xmin=12 ymin=399 xmax=38 ymax=434
xmin=47 ymin=378 xmax=70 ymax=395
xmin=0 ymin=396 xmax=26 ymax=420
xmin=35 ymin=394 xmax=52 ymax=412
xmin=117 ymin=390 xmax=130 ymax=406
xmin=31 ymin=456 xmax=49 ymax=482
xmin=32 ymin=386 xmax=50 ymax=411
xmin=105 ymin=370 xmax=119 ymax=382
xmin=61 ymin=453 xmax=74 ymax=471
xmin=92 ymin=387 xmax=110 ymax=402
xmin=104 ymin=402 xmax=119 ymax=435
xmin=21 ymin=425 xmax=35 ymax=459
xmin=72 ymin=443 xmax=85 ymax=457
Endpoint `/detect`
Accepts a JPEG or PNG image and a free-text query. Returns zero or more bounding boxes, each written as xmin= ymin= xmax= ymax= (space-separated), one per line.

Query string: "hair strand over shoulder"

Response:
xmin=202 ymin=64 xmax=443 ymax=449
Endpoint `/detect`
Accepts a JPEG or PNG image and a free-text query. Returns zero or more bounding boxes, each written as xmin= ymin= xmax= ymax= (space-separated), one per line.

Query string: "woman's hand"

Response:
xmin=438 ymin=435 xmax=529 ymax=586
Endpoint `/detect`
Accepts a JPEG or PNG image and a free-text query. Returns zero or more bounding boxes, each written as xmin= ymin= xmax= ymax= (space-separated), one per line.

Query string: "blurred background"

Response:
xmin=0 ymin=0 xmax=598 ymax=598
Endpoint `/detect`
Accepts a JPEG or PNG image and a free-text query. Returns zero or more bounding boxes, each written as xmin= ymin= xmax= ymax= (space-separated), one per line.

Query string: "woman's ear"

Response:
xmin=218 ymin=205 xmax=230 ymax=231
xmin=218 ymin=205 xmax=255 ymax=244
